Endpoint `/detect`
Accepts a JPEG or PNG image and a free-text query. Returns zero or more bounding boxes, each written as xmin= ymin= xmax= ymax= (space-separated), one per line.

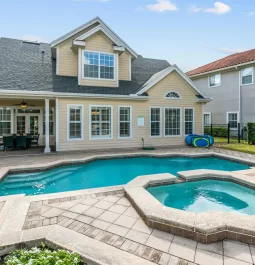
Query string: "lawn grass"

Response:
xmin=220 ymin=144 xmax=255 ymax=155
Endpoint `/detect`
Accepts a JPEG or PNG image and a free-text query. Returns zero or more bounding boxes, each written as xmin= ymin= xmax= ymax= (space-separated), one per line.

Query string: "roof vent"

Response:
xmin=21 ymin=41 xmax=40 ymax=52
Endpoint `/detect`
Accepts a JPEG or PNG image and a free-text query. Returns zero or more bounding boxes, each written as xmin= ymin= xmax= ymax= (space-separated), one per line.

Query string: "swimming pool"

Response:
xmin=0 ymin=157 xmax=250 ymax=196
xmin=148 ymin=180 xmax=255 ymax=215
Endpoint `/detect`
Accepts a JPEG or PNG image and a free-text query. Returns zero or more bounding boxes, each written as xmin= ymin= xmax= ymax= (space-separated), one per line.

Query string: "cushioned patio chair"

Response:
xmin=3 ymin=136 xmax=14 ymax=151
xmin=30 ymin=134 xmax=40 ymax=148
xmin=16 ymin=136 xmax=27 ymax=150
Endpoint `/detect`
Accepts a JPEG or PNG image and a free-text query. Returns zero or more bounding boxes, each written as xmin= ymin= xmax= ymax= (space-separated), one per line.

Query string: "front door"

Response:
xmin=16 ymin=114 xmax=40 ymax=136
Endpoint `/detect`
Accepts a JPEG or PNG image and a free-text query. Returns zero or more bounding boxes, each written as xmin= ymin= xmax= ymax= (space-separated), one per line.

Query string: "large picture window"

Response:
xmin=68 ymin=105 xmax=83 ymax=140
xmin=165 ymin=108 xmax=181 ymax=136
xmin=185 ymin=108 xmax=194 ymax=135
xmin=43 ymin=108 xmax=54 ymax=135
xmin=83 ymin=51 xmax=114 ymax=80
xmin=227 ymin=112 xmax=239 ymax=130
xmin=90 ymin=106 xmax=112 ymax=139
xmin=0 ymin=108 xmax=11 ymax=136
xmin=119 ymin=107 xmax=131 ymax=138
xmin=150 ymin=108 xmax=161 ymax=137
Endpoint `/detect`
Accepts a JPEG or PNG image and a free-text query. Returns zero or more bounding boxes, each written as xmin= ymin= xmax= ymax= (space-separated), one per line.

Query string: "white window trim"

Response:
xmin=208 ymin=74 xmax=221 ymax=88
xmin=118 ymin=106 xmax=132 ymax=139
xmin=203 ymin=112 xmax=212 ymax=125
xmin=184 ymin=108 xmax=195 ymax=136
xmin=226 ymin=111 xmax=239 ymax=131
xmin=241 ymin=67 xmax=254 ymax=86
xmin=89 ymin=105 xmax=113 ymax=140
xmin=149 ymin=106 xmax=162 ymax=138
xmin=164 ymin=91 xmax=182 ymax=100
xmin=81 ymin=49 xmax=117 ymax=81
xmin=164 ymin=107 xmax=182 ymax=137
xmin=67 ymin=104 xmax=84 ymax=141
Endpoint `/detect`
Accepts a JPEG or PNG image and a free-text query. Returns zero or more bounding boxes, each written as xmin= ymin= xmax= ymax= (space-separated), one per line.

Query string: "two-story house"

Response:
xmin=187 ymin=49 xmax=255 ymax=131
xmin=0 ymin=17 xmax=210 ymax=153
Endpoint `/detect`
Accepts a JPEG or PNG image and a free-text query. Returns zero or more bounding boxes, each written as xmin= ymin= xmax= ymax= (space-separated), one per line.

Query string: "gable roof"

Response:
xmin=187 ymin=48 xmax=255 ymax=77
xmin=51 ymin=17 xmax=137 ymax=58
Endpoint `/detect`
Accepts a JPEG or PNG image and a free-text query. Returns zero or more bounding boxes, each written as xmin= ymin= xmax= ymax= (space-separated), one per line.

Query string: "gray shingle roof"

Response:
xmin=0 ymin=38 xmax=170 ymax=96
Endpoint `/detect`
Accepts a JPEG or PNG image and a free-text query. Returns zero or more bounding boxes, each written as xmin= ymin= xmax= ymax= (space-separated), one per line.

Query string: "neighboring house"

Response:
xmin=0 ymin=17 xmax=210 ymax=153
xmin=187 ymin=49 xmax=255 ymax=131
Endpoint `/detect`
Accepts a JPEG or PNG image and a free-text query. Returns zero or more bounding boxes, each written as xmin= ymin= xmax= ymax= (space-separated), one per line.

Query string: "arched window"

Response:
xmin=165 ymin=91 xmax=181 ymax=99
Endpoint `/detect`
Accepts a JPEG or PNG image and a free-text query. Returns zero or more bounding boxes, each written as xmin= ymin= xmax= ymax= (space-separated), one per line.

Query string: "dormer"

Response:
xmin=51 ymin=17 xmax=137 ymax=87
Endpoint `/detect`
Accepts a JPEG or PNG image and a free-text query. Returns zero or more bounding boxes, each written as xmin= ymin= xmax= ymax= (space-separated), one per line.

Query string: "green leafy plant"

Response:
xmin=247 ymin=123 xmax=255 ymax=144
xmin=4 ymin=243 xmax=83 ymax=265
xmin=204 ymin=127 xmax=228 ymax=138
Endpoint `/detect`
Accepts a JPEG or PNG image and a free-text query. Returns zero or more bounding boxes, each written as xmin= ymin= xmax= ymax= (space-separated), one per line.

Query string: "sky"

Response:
xmin=0 ymin=0 xmax=254 ymax=72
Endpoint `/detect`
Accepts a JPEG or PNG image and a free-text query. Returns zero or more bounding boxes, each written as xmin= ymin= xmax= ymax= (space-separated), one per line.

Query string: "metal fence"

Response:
xmin=204 ymin=123 xmax=249 ymax=144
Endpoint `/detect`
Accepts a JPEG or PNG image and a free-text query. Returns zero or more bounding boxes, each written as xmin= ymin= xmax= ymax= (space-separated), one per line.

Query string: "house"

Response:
xmin=187 ymin=49 xmax=255 ymax=131
xmin=0 ymin=17 xmax=210 ymax=153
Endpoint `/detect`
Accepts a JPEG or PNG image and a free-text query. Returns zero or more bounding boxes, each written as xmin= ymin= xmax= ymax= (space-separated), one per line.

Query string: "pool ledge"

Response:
xmin=124 ymin=169 xmax=255 ymax=245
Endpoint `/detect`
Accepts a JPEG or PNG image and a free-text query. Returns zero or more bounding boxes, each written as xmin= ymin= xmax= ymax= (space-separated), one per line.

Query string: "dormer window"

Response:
xmin=83 ymin=51 xmax=115 ymax=80
xmin=165 ymin=91 xmax=181 ymax=99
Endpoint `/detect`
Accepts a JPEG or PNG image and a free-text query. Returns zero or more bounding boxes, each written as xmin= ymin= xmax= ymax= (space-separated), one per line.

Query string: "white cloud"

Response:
xmin=188 ymin=5 xmax=202 ymax=13
xmin=22 ymin=35 xmax=49 ymax=43
xmin=248 ymin=11 xmax=254 ymax=16
xmin=204 ymin=2 xmax=231 ymax=15
xmin=218 ymin=47 xmax=247 ymax=55
xmin=146 ymin=0 xmax=178 ymax=12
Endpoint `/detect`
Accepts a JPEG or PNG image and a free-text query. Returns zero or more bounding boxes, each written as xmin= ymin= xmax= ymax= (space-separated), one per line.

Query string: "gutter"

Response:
xmin=196 ymin=98 xmax=213 ymax=103
xmin=0 ymin=89 xmax=149 ymax=100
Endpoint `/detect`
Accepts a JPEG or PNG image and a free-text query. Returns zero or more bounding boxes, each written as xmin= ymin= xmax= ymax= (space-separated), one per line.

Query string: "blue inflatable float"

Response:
xmin=185 ymin=134 xmax=214 ymax=148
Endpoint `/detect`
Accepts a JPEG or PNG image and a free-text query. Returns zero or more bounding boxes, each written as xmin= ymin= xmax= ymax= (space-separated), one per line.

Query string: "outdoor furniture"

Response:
xmin=30 ymin=134 xmax=40 ymax=148
xmin=16 ymin=136 xmax=27 ymax=149
xmin=3 ymin=136 xmax=14 ymax=150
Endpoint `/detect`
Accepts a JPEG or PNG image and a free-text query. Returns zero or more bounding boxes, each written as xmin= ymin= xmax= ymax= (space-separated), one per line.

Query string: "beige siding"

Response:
xmin=79 ymin=32 xmax=117 ymax=87
xmin=58 ymin=23 xmax=99 ymax=77
xmin=119 ymin=52 xmax=130 ymax=81
xmin=58 ymin=71 xmax=203 ymax=151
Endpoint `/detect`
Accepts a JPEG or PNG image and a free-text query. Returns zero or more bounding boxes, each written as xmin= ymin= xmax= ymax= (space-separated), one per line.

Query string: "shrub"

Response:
xmin=4 ymin=243 xmax=83 ymax=265
xmin=247 ymin=123 xmax=255 ymax=144
xmin=204 ymin=126 xmax=228 ymax=138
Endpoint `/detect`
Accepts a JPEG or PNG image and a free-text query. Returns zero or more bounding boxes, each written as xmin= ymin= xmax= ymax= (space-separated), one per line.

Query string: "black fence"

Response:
xmin=204 ymin=123 xmax=248 ymax=144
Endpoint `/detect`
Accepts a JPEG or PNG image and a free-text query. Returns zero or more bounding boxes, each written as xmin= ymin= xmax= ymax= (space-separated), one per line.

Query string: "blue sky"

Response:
xmin=0 ymin=0 xmax=254 ymax=71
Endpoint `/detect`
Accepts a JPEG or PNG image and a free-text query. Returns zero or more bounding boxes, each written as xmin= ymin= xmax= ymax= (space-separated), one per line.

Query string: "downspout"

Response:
xmin=238 ymin=66 xmax=241 ymax=124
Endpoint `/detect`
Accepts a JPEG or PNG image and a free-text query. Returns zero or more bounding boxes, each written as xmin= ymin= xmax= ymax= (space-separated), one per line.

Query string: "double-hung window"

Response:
xmin=185 ymin=108 xmax=194 ymax=135
xmin=119 ymin=106 xmax=131 ymax=138
xmin=0 ymin=108 xmax=11 ymax=136
xmin=68 ymin=105 xmax=83 ymax=140
xmin=204 ymin=112 xmax=211 ymax=125
xmin=165 ymin=108 xmax=181 ymax=136
xmin=209 ymin=74 xmax=221 ymax=87
xmin=227 ymin=112 xmax=239 ymax=130
xmin=241 ymin=67 xmax=253 ymax=85
xmin=150 ymin=107 xmax=161 ymax=137
xmin=90 ymin=106 xmax=112 ymax=139
xmin=83 ymin=51 xmax=114 ymax=80
xmin=43 ymin=108 xmax=54 ymax=135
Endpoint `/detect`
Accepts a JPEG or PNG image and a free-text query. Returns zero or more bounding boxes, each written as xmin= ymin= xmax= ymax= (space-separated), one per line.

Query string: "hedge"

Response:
xmin=247 ymin=123 xmax=255 ymax=144
xmin=204 ymin=127 xmax=228 ymax=138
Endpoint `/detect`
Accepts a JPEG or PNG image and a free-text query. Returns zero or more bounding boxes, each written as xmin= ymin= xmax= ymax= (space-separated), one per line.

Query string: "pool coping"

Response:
xmin=124 ymin=169 xmax=255 ymax=245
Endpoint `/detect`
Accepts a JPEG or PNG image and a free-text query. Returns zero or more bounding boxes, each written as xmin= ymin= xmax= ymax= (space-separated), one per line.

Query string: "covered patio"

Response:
xmin=0 ymin=97 xmax=56 ymax=153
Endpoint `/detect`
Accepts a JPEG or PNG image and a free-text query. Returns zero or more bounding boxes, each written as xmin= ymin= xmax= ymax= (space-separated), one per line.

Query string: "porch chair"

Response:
xmin=3 ymin=136 xmax=14 ymax=151
xmin=16 ymin=136 xmax=27 ymax=150
xmin=30 ymin=134 xmax=40 ymax=148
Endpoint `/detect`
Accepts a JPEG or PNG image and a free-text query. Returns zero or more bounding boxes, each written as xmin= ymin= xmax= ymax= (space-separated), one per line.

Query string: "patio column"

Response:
xmin=44 ymin=98 xmax=51 ymax=153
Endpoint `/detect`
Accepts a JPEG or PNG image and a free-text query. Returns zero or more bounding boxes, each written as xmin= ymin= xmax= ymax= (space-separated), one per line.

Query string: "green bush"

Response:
xmin=4 ymin=243 xmax=83 ymax=265
xmin=204 ymin=127 xmax=228 ymax=138
xmin=247 ymin=123 xmax=255 ymax=144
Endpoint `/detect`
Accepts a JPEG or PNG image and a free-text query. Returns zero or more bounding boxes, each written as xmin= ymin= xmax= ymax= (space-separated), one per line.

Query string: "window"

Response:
xmin=83 ymin=51 xmax=114 ymax=80
xmin=165 ymin=91 xmax=181 ymax=99
xmin=241 ymin=67 xmax=253 ymax=85
xmin=68 ymin=105 xmax=83 ymax=140
xmin=0 ymin=108 xmax=11 ymax=136
xmin=209 ymin=74 xmax=221 ymax=87
xmin=185 ymin=108 xmax=194 ymax=135
xmin=119 ymin=107 xmax=131 ymax=138
xmin=150 ymin=108 xmax=161 ymax=137
xmin=204 ymin=112 xmax=211 ymax=125
xmin=43 ymin=108 xmax=54 ymax=135
xmin=90 ymin=106 xmax=112 ymax=139
xmin=227 ymin=112 xmax=239 ymax=130
xmin=165 ymin=108 xmax=181 ymax=136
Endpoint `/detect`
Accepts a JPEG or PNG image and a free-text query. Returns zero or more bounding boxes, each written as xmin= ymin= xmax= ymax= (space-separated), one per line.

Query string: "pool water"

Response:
xmin=0 ymin=157 xmax=249 ymax=196
xmin=148 ymin=180 xmax=255 ymax=215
